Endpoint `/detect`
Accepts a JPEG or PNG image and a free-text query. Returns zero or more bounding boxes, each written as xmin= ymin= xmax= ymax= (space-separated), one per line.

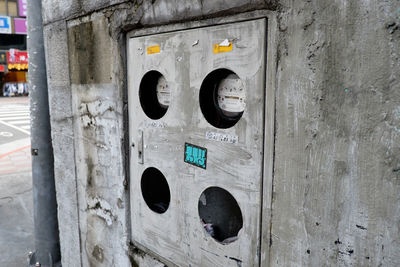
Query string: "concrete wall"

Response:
xmin=271 ymin=2 xmax=400 ymax=266
xmin=42 ymin=0 xmax=400 ymax=266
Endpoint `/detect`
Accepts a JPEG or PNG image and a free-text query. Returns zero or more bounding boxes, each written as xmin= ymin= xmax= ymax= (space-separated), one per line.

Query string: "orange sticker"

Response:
xmin=147 ymin=45 xmax=160 ymax=55
xmin=213 ymin=42 xmax=232 ymax=54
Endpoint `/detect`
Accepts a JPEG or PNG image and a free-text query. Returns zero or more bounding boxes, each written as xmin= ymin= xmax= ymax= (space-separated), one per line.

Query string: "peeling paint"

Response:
xmin=87 ymin=196 xmax=115 ymax=226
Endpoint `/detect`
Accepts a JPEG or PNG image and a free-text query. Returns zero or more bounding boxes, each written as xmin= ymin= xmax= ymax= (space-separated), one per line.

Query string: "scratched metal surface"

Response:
xmin=128 ymin=18 xmax=266 ymax=267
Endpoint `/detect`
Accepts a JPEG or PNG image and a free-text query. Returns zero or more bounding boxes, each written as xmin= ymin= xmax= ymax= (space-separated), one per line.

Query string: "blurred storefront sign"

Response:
xmin=0 ymin=16 xmax=12 ymax=34
xmin=18 ymin=0 xmax=28 ymax=17
xmin=0 ymin=65 xmax=5 ymax=72
xmin=14 ymin=18 xmax=27 ymax=34
xmin=18 ymin=0 xmax=27 ymax=17
xmin=7 ymin=49 xmax=28 ymax=71
xmin=7 ymin=63 xmax=28 ymax=70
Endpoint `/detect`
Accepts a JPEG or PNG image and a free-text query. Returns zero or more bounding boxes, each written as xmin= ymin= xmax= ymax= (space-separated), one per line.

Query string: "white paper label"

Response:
xmin=205 ymin=131 xmax=238 ymax=144
xmin=144 ymin=121 xmax=166 ymax=128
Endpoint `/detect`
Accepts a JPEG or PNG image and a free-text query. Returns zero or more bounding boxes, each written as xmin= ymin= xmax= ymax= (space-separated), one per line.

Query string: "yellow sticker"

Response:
xmin=213 ymin=42 xmax=233 ymax=54
xmin=147 ymin=45 xmax=160 ymax=55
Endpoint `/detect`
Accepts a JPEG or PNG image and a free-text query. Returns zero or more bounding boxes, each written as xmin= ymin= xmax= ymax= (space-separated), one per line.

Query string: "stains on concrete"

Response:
xmin=355 ymin=224 xmax=367 ymax=230
xmin=128 ymin=243 xmax=168 ymax=267
xmin=386 ymin=22 xmax=399 ymax=34
xmin=128 ymin=243 xmax=147 ymax=266
xmin=224 ymin=255 xmax=243 ymax=267
xmin=384 ymin=147 xmax=400 ymax=184
xmin=68 ymin=17 xmax=112 ymax=84
xmin=86 ymin=156 xmax=95 ymax=187
xmin=306 ymin=38 xmax=326 ymax=74
xmin=129 ymin=257 xmax=139 ymax=267
xmin=87 ymin=196 xmax=115 ymax=226
xmin=333 ymin=160 xmax=348 ymax=178
xmin=78 ymin=99 xmax=115 ymax=128
xmin=92 ymin=245 xmax=105 ymax=263
xmin=117 ymin=198 xmax=124 ymax=208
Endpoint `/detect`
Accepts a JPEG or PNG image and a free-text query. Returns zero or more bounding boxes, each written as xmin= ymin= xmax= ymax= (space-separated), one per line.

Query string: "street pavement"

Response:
xmin=0 ymin=96 xmax=34 ymax=267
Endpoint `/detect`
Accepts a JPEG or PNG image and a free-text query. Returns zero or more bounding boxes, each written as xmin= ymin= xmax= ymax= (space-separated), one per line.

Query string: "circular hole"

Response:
xmin=198 ymin=187 xmax=243 ymax=244
xmin=139 ymin=70 xmax=170 ymax=120
xmin=199 ymin=69 xmax=246 ymax=129
xmin=140 ymin=167 xmax=170 ymax=214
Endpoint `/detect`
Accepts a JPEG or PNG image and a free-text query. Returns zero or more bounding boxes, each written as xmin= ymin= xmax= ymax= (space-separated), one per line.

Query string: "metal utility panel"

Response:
xmin=128 ymin=19 xmax=266 ymax=267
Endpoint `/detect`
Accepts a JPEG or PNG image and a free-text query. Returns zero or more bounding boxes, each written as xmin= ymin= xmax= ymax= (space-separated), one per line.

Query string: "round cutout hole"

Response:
xmin=199 ymin=69 xmax=245 ymax=129
xmin=198 ymin=187 xmax=243 ymax=244
xmin=141 ymin=167 xmax=170 ymax=214
xmin=139 ymin=70 xmax=170 ymax=120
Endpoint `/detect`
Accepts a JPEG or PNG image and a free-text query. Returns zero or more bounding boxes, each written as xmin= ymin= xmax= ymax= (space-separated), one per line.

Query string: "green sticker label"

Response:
xmin=184 ymin=143 xmax=207 ymax=169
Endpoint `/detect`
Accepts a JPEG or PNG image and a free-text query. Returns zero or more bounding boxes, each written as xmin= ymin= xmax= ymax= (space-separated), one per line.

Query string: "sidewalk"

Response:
xmin=0 ymin=170 xmax=34 ymax=267
xmin=0 ymin=138 xmax=31 ymax=175
xmin=0 ymin=137 xmax=34 ymax=267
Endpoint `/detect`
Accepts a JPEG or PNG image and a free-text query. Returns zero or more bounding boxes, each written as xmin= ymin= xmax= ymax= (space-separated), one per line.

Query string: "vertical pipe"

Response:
xmin=27 ymin=0 xmax=61 ymax=265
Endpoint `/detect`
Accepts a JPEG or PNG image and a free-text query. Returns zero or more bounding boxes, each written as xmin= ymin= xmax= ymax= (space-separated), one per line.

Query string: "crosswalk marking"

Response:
xmin=1 ymin=116 xmax=30 ymax=121
xmin=0 ymin=111 xmax=30 ymax=115
xmin=0 ymin=120 xmax=30 ymax=135
xmin=10 ymin=120 xmax=30 ymax=125
xmin=0 ymin=103 xmax=30 ymax=135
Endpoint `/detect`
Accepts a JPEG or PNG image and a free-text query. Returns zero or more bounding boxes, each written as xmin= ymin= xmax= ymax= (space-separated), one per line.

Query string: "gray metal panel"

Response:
xmin=128 ymin=19 xmax=266 ymax=267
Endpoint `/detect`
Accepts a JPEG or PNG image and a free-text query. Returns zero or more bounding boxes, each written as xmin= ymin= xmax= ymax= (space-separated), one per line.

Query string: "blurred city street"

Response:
xmin=0 ymin=96 xmax=33 ymax=267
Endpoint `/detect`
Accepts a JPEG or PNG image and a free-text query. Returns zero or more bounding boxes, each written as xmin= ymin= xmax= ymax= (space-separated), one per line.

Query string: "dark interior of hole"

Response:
xmin=141 ymin=167 xmax=170 ymax=214
xmin=139 ymin=71 xmax=168 ymax=120
xmin=199 ymin=69 xmax=244 ymax=129
xmin=198 ymin=187 xmax=243 ymax=243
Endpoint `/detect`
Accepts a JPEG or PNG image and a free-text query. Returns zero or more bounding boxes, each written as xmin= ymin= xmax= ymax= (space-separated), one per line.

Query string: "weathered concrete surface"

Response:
xmin=41 ymin=0 xmax=400 ymax=266
xmin=71 ymin=83 xmax=129 ymax=267
xmin=44 ymin=20 xmax=82 ymax=267
xmin=68 ymin=18 xmax=112 ymax=84
xmin=0 ymin=171 xmax=34 ymax=267
xmin=128 ymin=245 xmax=166 ymax=267
xmin=42 ymin=0 xmax=279 ymax=26
xmin=270 ymin=0 xmax=400 ymax=266
xmin=41 ymin=0 xmax=127 ymax=26
xmin=68 ymin=16 xmax=129 ymax=267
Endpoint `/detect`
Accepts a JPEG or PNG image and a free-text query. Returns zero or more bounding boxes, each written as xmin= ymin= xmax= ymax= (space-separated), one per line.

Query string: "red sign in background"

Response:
xmin=6 ymin=49 xmax=28 ymax=64
xmin=0 ymin=65 xmax=5 ymax=72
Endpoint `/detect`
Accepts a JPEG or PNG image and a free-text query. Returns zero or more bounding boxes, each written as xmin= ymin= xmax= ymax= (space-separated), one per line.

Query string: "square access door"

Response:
xmin=128 ymin=18 xmax=267 ymax=267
